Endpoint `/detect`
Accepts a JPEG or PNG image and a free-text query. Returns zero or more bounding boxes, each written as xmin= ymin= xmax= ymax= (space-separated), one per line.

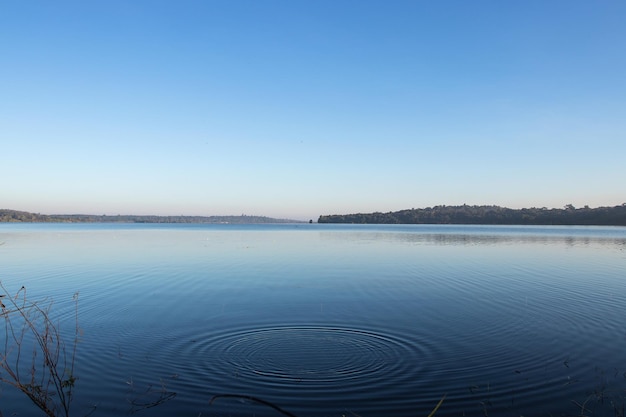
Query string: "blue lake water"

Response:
xmin=1 ymin=223 xmax=626 ymax=416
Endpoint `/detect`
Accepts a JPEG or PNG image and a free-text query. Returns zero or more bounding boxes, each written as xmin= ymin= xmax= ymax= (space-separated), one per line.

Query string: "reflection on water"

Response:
xmin=318 ymin=224 xmax=626 ymax=248
xmin=1 ymin=224 xmax=626 ymax=416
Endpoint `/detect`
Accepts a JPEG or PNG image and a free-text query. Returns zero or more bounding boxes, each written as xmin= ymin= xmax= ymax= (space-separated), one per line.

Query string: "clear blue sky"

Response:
xmin=2 ymin=1 xmax=624 ymax=220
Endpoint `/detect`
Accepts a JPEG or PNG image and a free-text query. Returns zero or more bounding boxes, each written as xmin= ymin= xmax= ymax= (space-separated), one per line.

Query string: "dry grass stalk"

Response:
xmin=1 ymin=282 xmax=79 ymax=417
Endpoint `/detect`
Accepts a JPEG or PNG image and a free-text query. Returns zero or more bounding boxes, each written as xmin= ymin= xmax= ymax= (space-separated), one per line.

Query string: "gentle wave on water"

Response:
xmin=1 ymin=224 xmax=626 ymax=416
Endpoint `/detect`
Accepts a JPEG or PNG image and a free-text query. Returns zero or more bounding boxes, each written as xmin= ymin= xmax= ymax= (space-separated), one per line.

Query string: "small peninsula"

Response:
xmin=318 ymin=204 xmax=626 ymax=226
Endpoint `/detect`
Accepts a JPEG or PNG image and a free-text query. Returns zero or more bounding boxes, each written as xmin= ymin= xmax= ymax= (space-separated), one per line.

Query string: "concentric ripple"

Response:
xmin=165 ymin=324 xmax=433 ymax=396
xmin=217 ymin=326 xmax=420 ymax=383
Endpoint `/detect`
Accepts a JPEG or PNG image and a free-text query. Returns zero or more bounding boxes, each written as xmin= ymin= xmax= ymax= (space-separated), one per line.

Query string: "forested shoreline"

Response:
xmin=0 ymin=209 xmax=298 ymax=224
xmin=4 ymin=205 xmax=626 ymax=225
xmin=318 ymin=204 xmax=626 ymax=226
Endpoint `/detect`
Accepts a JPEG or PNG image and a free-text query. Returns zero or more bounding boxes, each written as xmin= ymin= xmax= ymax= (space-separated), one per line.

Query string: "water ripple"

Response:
xmin=219 ymin=327 xmax=421 ymax=382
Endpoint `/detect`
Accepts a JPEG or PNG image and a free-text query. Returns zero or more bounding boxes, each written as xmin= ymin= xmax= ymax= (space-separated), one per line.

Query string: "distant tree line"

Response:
xmin=0 ymin=209 xmax=298 ymax=224
xmin=318 ymin=204 xmax=626 ymax=226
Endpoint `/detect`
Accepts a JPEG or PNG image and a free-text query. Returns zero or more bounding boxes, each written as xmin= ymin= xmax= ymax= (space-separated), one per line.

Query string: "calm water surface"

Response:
xmin=1 ymin=224 xmax=626 ymax=416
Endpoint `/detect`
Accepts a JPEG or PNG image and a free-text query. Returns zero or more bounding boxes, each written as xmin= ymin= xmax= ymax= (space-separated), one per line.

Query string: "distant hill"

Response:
xmin=0 ymin=209 xmax=302 ymax=224
xmin=318 ymin=204 xmax=626 ymax=226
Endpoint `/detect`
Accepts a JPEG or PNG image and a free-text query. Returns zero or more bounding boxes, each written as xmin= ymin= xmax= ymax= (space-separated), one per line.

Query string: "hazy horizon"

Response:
xmin=4 ymin=202 xmax=625 ymax=223
xmin=2 ymin=1 xmax=624 ymax=220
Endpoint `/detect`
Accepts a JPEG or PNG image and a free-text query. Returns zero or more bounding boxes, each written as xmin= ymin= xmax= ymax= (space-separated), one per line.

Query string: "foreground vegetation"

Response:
xmin=0 ymin=283 xmax=176 ymax=416
xmin=319 ymin=203 xmax=626 ymax=225
xmin=1 ymin=283 xmax=79 ymax=417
